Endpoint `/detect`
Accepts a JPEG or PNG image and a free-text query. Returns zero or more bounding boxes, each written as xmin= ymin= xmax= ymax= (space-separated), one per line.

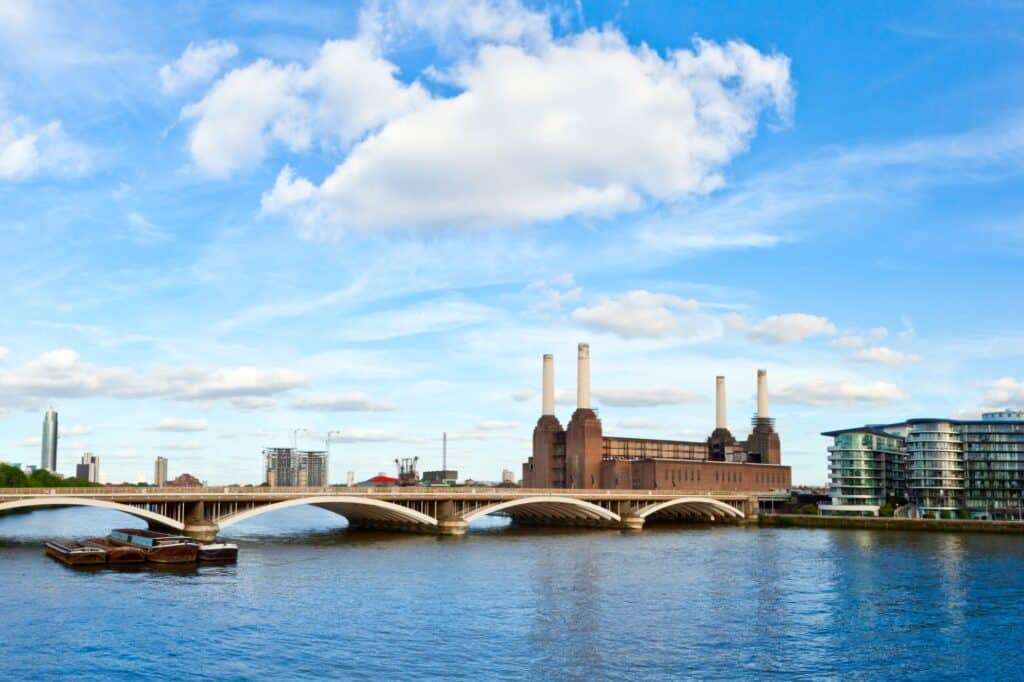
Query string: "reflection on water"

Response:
xmin=3 ymin=506 xmax=1024 ymax=680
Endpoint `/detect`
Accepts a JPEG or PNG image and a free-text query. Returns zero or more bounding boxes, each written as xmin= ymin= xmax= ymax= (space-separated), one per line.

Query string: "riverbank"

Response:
xmin=760 ymin=513 xmax=1024 ymax=534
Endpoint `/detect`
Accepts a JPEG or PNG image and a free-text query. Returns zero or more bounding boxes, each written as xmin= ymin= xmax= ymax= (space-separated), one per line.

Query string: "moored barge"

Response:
xmin=45 ymin=541 xmax=107 ymax=566
xmin=109 ymin=529 xmax=199 ymax=564
xmin=81 ymin=537 xmax=147 ymax=564
xmin=197 ymin=542 xmax=238 ymax=562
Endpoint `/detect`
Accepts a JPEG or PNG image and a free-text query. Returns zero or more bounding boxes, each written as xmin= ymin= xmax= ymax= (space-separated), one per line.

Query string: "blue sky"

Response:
xmin=2 ymin=0 xmax=1024 ymax=485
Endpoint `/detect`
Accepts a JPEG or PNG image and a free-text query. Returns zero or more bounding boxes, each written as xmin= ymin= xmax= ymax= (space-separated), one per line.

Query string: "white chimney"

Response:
xmin=715 ymin=375 xmax=727 ymax=430
xmin=757 ymin=368 xmax=768 ymax=419
xmin=577 ymin=342 xmax=591 ymax=410
xmin=542 ymin=354 xmax=555 ymax=416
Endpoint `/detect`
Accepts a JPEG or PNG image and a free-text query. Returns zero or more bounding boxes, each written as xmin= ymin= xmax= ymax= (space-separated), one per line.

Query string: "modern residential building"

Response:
xmin=263 ymin=447 xmax=328 ymax=487
xmin=75 ymin=452 xmax=100 ymax=483
xmin=521 ymin=344 xmax=791 ymax=492
xmin=501 ymin=468 xmax=515 ymax=484
xmin=154 ymin=456 xmax=168 ymax=487
xmin=40 ymin=408 xmax=58 ymax=472
xmin=819 ymin=427 xmax=906 ymax=515
xmin=822 ymin=410 xmax=1024 ymax=519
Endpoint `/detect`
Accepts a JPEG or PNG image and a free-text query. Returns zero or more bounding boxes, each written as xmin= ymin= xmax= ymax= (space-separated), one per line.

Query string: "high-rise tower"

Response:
xmin=40 ymin=408 xmax=58 ymax=472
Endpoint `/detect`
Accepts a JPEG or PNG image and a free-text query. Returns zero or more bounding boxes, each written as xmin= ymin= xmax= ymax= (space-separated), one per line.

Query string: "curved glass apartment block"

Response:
xmin=905 ymin=420 xmax=964 ymax=515
xmin=821 ymin=428 xmax=906 ymax=515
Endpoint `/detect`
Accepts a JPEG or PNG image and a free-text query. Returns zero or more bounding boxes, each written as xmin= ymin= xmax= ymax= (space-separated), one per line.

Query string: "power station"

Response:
xmin=521 ymin=343 xmax=791 ymax=492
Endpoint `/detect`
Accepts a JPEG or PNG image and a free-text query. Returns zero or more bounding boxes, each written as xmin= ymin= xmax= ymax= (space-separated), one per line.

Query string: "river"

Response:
xmin=2 ymin=506 xmax=1023 ymax=680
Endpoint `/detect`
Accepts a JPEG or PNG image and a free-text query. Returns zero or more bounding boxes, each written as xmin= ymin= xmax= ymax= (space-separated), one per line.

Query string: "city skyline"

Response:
xmin=3 ymin=0 xmax=1024 ymax=485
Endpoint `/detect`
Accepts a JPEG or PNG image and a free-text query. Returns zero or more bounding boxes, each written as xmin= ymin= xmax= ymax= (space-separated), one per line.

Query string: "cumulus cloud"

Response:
xmin=983 ymin=378 xmax=1024 ymax=404
xmin=259 ymin=33 xmax=792 ymax=237
xmin=182 ymin=38 xmax=429 ymax=177
xmin=847 ymin=347 xmax=920 ymax=366
xmin=145 ymin=417 xmax=209 ymax=432
xmin=0 ymin=349 xmax=307 ymax=409
xmin=160 ymin=40 xmax=239 ymax=94
xmin=59 ymin=424 xmax=93 ymax=436
xmin=775 ymin=381 xmax=908 ymax=407
xmin=0 ymin=118 xmax=89 ymax=181
xmin=726 ymin=312 xmax=836 ymax=343
xmin=290 ymin=392 xmax=398 ymax=412
xmin=572 ymin=290 xmax=702 ymax=339
xmin=594 ymin=386 xmax=702 ymax=407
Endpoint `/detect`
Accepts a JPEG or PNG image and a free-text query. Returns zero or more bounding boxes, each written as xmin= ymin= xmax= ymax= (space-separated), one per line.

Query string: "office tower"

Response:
xmin=154 ymin=456 xmax=168 ymax=486
xmin=40 ymin=408 xmax=58 ymax=472
xmin=75 ymin=452 xmax=100 ymax=483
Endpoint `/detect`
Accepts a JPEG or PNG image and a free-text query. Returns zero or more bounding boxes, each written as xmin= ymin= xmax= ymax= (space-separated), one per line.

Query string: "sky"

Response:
xmin=2 ymin=0 xmax=1024 ymax=486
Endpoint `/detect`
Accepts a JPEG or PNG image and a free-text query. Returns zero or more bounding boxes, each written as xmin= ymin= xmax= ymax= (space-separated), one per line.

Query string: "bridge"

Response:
xmin=0 ymin=487 xmax=760 ymax=541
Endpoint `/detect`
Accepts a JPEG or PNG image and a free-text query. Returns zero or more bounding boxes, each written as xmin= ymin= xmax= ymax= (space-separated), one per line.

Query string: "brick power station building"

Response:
xmin=521 ymin=343 xmax=791 ymax=492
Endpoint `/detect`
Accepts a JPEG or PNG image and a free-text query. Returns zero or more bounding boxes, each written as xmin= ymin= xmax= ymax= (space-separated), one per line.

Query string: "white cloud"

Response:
xmin=59 ymin=424 xmax=93 ymax=436
xmin=526 ymin=273 xmax=582 ymax=315
xmin=775 ymin=381 xmax=908 ymax=407
xmin=290 ymin=392 xmax=398 ymax=412
xmin=0 ymin=349 xmax=308 ymax=409
xmin=847 ymin=347 xmax=920 ymax=366
xmin=572 ymin=290 xmax=702 ymax=339
xmin=983 ymin=378 xmax=1024 ymax=404
xmin=0 ymin=118 xmax=89 ymax=181
xmin=125 ymin=211 xmax=172 ymax=244
xmin=337 ymin=298 xmax=494 ymax=342
xmin=145 ymin=418 xmax=209 ymax=432
xmin=182 ymin=37 xmax=429 ymax=178
xmin=831 ymin=327 xmax=887 ymax=349
xmin=360 ymin=0 xmax=553 ymax=51
xmin=0 ymin=346 xmax=8 ymax=361
xmin=726 ymin=312 xmax=836 ymax=344
xmin=17 ymin=436 xmax=39 ymax=447
xmin=160 ymin=40 xmax=239 ymax=95
xmin=229 ymin=396 xmax=277 ymax=411
xmin=261 ymin=33 xmax=792 ymax=237
xmin=326 ymin=428 xmax=401 ymax=443
xmin=594 ymin=386 xmax=702 ymax=407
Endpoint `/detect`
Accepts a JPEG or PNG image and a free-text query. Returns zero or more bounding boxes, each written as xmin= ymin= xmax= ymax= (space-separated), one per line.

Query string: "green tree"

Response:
xmin=796 ymin=503 xmax=819 ymax=515
xmin=878 ymin=504 xmax=895 ymax=517
xmin=0 ymin=463 xmax=29 ymax=487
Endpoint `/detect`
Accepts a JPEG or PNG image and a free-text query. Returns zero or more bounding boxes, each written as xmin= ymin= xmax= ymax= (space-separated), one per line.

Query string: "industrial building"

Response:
xmin=75 ymin=453 xmax=99 ymax=483
xmin=822 ymin=410 xmax=1024 ymax=519
xmin=521 ymin=343 xmax=791 ymax=492
xmin=263 ymin=448 xmax=329 ymax=487
xmin=40 ymin=408 xmax=58 ymax=472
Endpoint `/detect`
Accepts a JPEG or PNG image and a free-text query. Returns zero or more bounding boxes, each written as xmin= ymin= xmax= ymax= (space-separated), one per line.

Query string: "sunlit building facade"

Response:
xmin=823 ymin=410 xmax=1024 ymax=519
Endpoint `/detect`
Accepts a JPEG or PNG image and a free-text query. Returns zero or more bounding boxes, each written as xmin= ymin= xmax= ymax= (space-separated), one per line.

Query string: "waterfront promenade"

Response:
xmin=0 ymin=486 xmax=757 ymax=540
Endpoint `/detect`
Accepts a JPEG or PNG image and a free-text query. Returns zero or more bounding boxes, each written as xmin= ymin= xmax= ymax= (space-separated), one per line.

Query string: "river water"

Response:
xmin=2 ymin=506 xmax=1024 ymax=680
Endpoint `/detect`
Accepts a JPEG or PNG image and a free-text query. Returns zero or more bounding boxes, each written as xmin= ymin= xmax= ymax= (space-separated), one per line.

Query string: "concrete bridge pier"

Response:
xmin=181 ymin=501 xmax=219 ymax=542
xmin=617 ymin=514 xmax=645 ymax=531
xmin=436 ymin=500 xmax=468 ymax=536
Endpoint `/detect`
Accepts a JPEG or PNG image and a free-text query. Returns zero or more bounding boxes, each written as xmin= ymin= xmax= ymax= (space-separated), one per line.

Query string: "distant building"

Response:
xmin=422 ymin=470 xmax=458 ymax=485
xmin=521 ymin=345 xmax=790 ymax=492
xmin=154 ymin=456 xmax=168 ymax=487
xmin=75 ymin=452 xmax=100 ymax=483
xmin=358 ymin=474 xmax=400 ymax=486
xmin=167 ymin=472 xmax=202 ymax=487
xmin=40 ymin=408 xmax=58 ymax=472
xmin=501 ymin=468 xmax=515 ymax=484
xmin=822 ymin=410 xmax=1024 ymax=519
xmin=263 ymin=447 xmax=328 ymax=487
xmin=346 ymin=471 xmax=355 ymax=487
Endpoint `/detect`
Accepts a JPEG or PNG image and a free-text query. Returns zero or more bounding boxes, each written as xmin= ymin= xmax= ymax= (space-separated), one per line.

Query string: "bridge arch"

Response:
xmin=216 ymin=496 xmax=438 ymax=529
xmin=459 ymin=496 xmax=621 ymax=524
xmin=0 ymin=497 xmax=184 ymax=530
xmin=636 ymin=497 xmax=744 ymax=521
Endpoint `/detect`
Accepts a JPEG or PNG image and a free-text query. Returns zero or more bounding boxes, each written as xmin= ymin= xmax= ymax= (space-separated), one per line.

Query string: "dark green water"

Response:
xmin=2 ymin=506 xmax=1023 ymax=680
